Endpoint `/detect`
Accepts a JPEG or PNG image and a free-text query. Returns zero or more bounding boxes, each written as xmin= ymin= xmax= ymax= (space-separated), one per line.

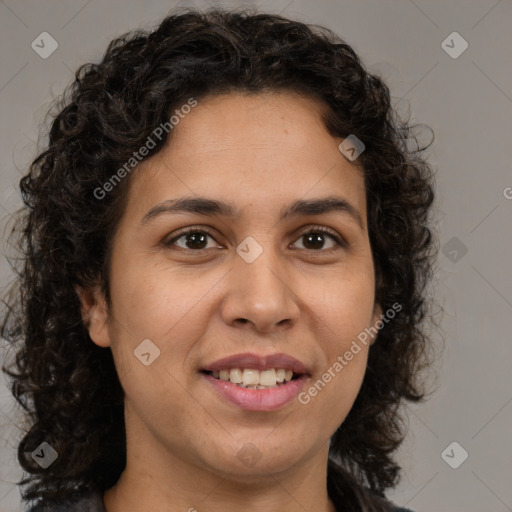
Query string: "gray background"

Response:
xmin=1 ymin=1 xmax=511 ymax=511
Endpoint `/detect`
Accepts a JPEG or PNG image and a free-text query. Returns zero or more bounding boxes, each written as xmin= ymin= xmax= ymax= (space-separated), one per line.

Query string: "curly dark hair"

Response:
xmin=1 ymin=7 xmax=439 ymax=512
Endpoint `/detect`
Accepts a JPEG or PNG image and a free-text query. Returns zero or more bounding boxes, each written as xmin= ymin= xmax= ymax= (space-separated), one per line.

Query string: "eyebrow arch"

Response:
xmin=141 ymin=195 xmax=364 ymax=229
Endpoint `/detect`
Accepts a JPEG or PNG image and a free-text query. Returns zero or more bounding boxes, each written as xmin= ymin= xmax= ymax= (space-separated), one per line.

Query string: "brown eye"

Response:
xmin=291 ymin=227 xmax=344 ymax=252
xmin=163 ymin=226 xmax=345 ymax=253
xmin=164 ymin=229 xmax=219 ymax=250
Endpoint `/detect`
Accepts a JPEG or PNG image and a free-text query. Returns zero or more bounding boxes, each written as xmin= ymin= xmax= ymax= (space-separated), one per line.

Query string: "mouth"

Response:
xmin=200 ymin=368 xmax=303 ymax=389
xmin=200 ymin=352 xmax=310 ymax=411
xmin=201 ymin=352 xmax=309 ymax=387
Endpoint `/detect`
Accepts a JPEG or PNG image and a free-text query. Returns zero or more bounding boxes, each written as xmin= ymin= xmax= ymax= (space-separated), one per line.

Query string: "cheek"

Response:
xmin=297 ymin=326 xmax=370 ymax=439
xmin=298 ymin=281 xmax=372 ymax=432
xmin=300 ymin=266 xmax=374 ymax=414
xmin=308 ymin=268 xmax=376 ymax=346
xmin=107 ymin=260 xmax=223 ymax=377
xmin=109 ymin=259 xmax=213 ymax=336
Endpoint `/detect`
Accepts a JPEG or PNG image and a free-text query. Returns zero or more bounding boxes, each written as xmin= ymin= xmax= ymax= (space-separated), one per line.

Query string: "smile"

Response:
xmin=201 ymin=372 xmax=309 ymax=411
xmin=203 ymin=368 xmax=297 ymax=388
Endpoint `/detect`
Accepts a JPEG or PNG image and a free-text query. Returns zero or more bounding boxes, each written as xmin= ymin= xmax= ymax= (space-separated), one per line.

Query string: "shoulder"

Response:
xmin=25 ymin=489 xmax=106 ymax=512
xmin=391 ymin=506 xmax=415 ymax=512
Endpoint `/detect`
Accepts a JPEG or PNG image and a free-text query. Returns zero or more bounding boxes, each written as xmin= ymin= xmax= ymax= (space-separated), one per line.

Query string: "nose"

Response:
xmin=219 ymin=244 xmax=300 ymax=334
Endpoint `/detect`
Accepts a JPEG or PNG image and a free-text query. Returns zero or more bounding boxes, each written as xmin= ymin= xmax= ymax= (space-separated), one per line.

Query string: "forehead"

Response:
xmin=124 ymin=91 xmax=366 ymax=224
xmin=172 ymin=91 xmax=328 ymax=142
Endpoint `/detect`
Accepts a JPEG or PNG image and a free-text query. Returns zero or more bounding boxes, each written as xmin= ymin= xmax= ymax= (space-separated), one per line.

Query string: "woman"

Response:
xmin=1 ymin=8 xmax=437 ymax=512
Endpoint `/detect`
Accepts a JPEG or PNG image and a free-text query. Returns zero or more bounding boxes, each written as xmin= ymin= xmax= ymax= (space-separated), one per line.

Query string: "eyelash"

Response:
xmin=163 ymin=225 xmax=346 ymax=253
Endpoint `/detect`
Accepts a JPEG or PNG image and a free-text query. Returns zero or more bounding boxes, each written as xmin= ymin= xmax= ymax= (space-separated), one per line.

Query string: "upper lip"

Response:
xmin=202 ymin=352 xmax=310 ymax=375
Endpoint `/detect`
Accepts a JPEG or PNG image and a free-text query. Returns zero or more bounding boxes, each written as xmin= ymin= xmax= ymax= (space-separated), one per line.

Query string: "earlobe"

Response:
xmin=75 ymin=284 xmax=111 ymax=348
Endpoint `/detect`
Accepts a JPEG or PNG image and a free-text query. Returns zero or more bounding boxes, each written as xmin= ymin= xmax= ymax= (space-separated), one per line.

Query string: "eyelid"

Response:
xmin=163 ymin=224 xmax=347 ymax=251
xmin=292 ymin=224 xmax=347 ymax=250
xmin=163 ymin=226 xmax=219 ymax=247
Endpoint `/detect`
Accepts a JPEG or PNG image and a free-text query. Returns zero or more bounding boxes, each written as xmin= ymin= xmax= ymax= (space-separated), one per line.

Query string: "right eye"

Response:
xmin=163 ymin=228 xmax=222 ymax=251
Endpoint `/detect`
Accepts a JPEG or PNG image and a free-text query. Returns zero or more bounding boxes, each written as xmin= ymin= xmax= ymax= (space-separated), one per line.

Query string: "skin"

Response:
xmin=80 ymin=91 xmax=382 ymax=512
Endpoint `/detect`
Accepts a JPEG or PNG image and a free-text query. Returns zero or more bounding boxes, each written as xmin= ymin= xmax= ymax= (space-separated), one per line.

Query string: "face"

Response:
xmin=83 ymin=91 xmax=382 ymax=480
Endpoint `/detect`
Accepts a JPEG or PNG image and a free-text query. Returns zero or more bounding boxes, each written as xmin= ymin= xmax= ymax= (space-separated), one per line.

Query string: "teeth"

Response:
xmin=242 ymin=369 xmax=260 ymax=386
xmin=209 ymin=368 xmax=299 ymax=387
xmin=229 ymin=368 xmax=243 ymax=383
xmin=259 ymin=369 xmax=276 ymax=386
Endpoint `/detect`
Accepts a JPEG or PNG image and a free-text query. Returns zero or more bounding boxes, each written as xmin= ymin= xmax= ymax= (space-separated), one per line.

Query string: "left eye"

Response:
xmin=291 ymin=229 xmax=342 ymax=251
xmin=165 ymin=227 xmax=343 ymax=252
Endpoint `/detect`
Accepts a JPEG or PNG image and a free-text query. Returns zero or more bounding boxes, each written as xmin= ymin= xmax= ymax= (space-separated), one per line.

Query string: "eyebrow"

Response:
xmin=141 ymin=195 xmax=364 ymax=229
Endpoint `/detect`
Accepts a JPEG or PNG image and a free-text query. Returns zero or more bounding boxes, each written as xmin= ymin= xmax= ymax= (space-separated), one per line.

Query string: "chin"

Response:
xmin=202 ymin=440 xmax=307 ymax=479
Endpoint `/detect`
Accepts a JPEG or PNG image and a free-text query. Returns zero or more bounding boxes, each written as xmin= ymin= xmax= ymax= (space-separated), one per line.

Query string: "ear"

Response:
xmin=76 ymin=284 xmax=111 ymax=348
xmin=369 ymin=302 xmax=383 ymax=346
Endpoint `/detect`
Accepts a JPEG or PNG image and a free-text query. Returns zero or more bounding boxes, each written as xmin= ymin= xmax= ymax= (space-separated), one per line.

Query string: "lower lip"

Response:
xmin=201 ymin=373 xmax=309 ymax=411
